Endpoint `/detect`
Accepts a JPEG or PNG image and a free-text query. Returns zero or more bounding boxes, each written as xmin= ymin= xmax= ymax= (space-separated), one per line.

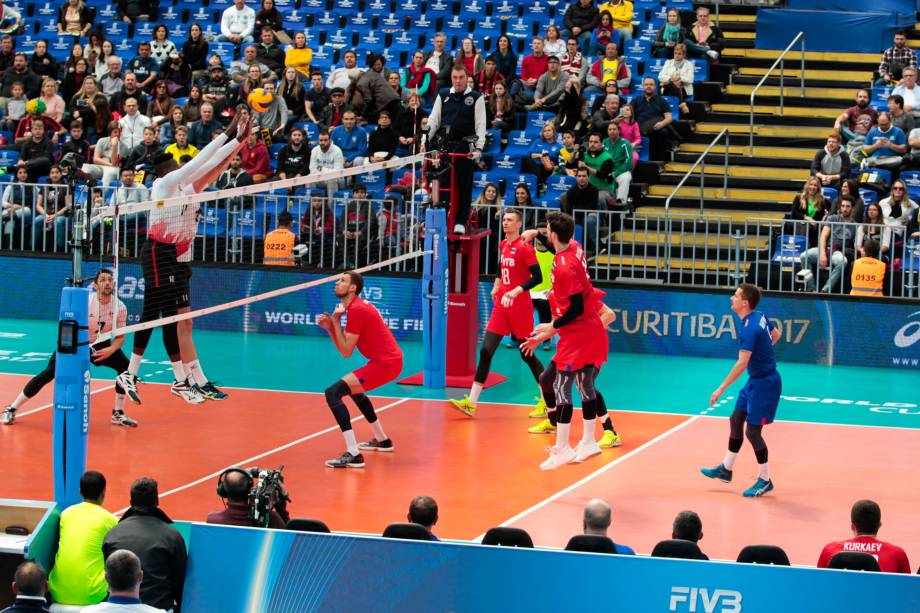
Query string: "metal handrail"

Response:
xmin=749 ymin=31 xmax=806 ymax=155
xmin=664 ymin=128 xmax=730 ymax=216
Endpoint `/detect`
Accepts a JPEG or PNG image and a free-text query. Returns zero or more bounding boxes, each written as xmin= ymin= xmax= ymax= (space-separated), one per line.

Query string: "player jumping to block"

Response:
xmin=448 ymin=208 xmax=548 ymax=417
xmin=701 ymin=283 xmax=782 ymax=497
xmin=318 ymin=271 xmax=404 ymax=469
xmin=2 ymin=269 xmax=138 ymax=427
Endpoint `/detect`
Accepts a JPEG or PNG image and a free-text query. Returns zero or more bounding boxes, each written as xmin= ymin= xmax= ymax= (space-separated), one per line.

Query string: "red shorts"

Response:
xmin=486 ymin=302 xmax=534 ymax=340
xmin=353 ymin=357 xmax=403 ymax=392
xmin=553 ymin=316 xmax=609 ymax=371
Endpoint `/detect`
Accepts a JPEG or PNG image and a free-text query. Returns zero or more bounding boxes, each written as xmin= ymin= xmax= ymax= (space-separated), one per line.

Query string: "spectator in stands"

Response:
xmin=164 ymin=124 xmax=197 ymax=163
xmin=47 ymin=471 xmax=117 ymax=606
xmin=580 ymin=131 xmax=615 ymax=206
xmin=618 ymin=104 xmax=641 ymax=167
xmin=633 ymin=77 xmax=675 ymax=160
xmin=888 ymin=94 xmax=915 ymax=134
xmin=586 ymin=42 xmax=631 ymax=96
xmin=188 ymin=102 xmax=219 ymax=149
xmin=905 ymin=121 xmax=920 ymax=170
xmin=183 ymin=84 xmax=202 ymax=122
xmin=64 ymin=43 xmax=85 ymax=76
xmin=231 ymin=44 xmax=269 ymax=85
xmin=60 ymin=56 xmax=89 ymax=102
xmin=84 ymin=122 xmax=128 ymax=187
xmin=183 ymin=24 xmax=210 ymax=84
xmin=530 ymin=55 xmax=567 ymax=113
xmin=596 ymin=81 xmax=621 ymax=117
xmin=834 ymin=88 xmax=877 ymax=151
xmin=424 ymin=32 xmax=453 ymax=91
xmin=277 ymin=126 xmax=309 ymax=181
xmin=118 ymin=97 xmax=152 ymax=150
xmin=561 ymin=166 xmax=599 ymax=243
xmin=600 ymin=0 xmax=633 ymax=42
xmin=811 ymin=133 xmax=850 ymax=190
xmin=30 ymin=40 xmax=60 ymax=81
xmin=353 ymin=54 xmax=401 ymax=124
xmin=877 ymin=30 xmax=916 ymax=86
xmin=857 ymin=204 xmax=892 ymax=261
xmin=302 ymin=193 xmax=334 ymax=254
xmin=860 ymin=111 xmax=907 ymax=173
xmin=455 ymin=38 xmax=485 ymax=79
xmin=103 ymin=167 xmax=149 ymax=242
xmin=575 ymin=498 xmax=635 ymax=554
xmin=117 ymin=0 xmax=153 ymax=24
xmin=829 ymin=178 xmax=864 ymax=220
xmin=214 ymin=153 xmax=254 ymax=210
xmin=15 ymin=117 xmax=54 ymax=181
xmin=407 ymin=495 xmax=439 ymax=540
xmin=14 ymin=101 xmax=63 ymax=145
xmin=0 ymin=35 xmax=12 ymax=75
xmin=38 ymin=78 xmax=65 ymax=125
xmin=514 ymin=36 xmax=550 ymax=107
xmin=331 ymin=110 xmax=368 ymax=167
xmin=219 ymin=0 xmax=256 ymax=45
xmin=60 ymin=118 xmax=91 ymax=163
xmin=471 ymin=182 xmax=502 ymax=229
xmin=240 ymin=130 xmax=272 ymax=183
xmin=880 ymin=179 xmax=919 ymax=240
xmin=403 ymin=51 xmax=438 ymax=106
xmin=338 ymin=183 xmax=379 ymax=265
xmin=99 ymin=56 xmax=124 ymax=100
xmin=893 ymin=67 xmax=920 ymax=122
xmin=310 ymin=131 xmax=344 ymax=196
xmin=684 ymin=6 xmax=724 ymax=61
xmin=5 ymin=561 xmax=49 ymax=613
xmin=557 ymin=129 xmax=581 ymax=174
xmin=158 ymin=53 xmax=191 ymax=99
xmin=669 ymin=510 xmax=708 ymax=560
xmin=560 ymin=37 xmax=588 ymax=83
xmin=255 ymin=25 xmax=285 ymax=78
xmin=487 ymin=80 xmax=516 ymax=134
xmin=357 ymin=110 xmax=398 ymax=166
xmin=590 ymin=94 xmax=620 ymax=133
xmin=653 ymin=8 xmax=687 ymax=59
xmin=147 ymin=80 xmax=176 ymax=122
xmin=111 ymin=73 xmax=150 ymax=116
xmin=82 ymin=550 xmax=151 ymax=612
xmin=126 ymin=42 xmax=158 ymax=92
xmin=789 ymin=176 xmax=827 ymax=245
xmin=58 ymin=0 xmax=93 ymax=37
xmin=603 ymin=121 xmax=632 ymax=205
xmin=149 ymin=25 xmax=177 ymax=67
xmin=1 ymin=165 xmax=36 ymax=241
xmin=556 ymin=77 xmax=585 ymax=136
xmin=92 ymin=39 xmax=115 ymax=79
xmin=201 ymin=64 xmax=232 ymax=115
xmin=299 ymin=70 xmax=326 ymax=124
xmin=32 ymin=164 xmax=71 ymax=251
xmin=396 ymin=92 xmax=428 ymax=155
xmin=326 ymin=50 xmax=363 ymax=91
xmin=253 ymin=81 xmax=288 ymax=141
xmin=159 ymin=105 xmax=185 ymax=144
xmin=817 ymin=500 xmax=911 ymax=572
xmin=101 ymin=477 xmax=187 ymax=611
xmin=253 ymin=0 xmax=281 ymax=32
xmin=319 ymin=87 xmax=350 ymax=133
xmin=492 ymin=35 xmax=518 ymax=83
xmin=562 ymin=0 xmax=599 ymax=53
xmin=1 ymin=53 xmax=40 ymax=99
xmin=589 ymin=11 xmax=617 ymax=57
xmin=799 ymin=197 xmax=857 ymax=293
xmin=0 ymin=81 xmax=26 ymax=132
xmin=658 ymin=43 xmax=693 ymax=116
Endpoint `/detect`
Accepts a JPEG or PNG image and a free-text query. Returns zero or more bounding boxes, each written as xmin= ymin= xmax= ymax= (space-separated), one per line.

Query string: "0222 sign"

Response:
xmin=669 ymin=587 xmax=742 ymax=613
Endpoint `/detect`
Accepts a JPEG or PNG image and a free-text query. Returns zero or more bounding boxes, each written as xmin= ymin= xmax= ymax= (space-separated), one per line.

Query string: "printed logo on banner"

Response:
xmin=894 ymin=311 xmax=920 ymax=348
xmin=669 ymin=587 xmax=742 ymax=613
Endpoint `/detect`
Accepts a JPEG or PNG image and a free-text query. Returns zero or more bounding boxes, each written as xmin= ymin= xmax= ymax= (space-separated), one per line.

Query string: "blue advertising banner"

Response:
xmin=181 ymin=523 xmax=920 ymax=613
xmin=756 ymin=9 xmax=915 ymax=53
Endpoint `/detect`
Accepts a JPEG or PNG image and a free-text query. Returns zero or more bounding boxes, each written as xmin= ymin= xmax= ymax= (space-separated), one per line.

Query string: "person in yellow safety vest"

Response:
xmin=851 ymin=237 xmax=886 ymax=296
xmin=263 ymin=210 xmax=296 ymax=266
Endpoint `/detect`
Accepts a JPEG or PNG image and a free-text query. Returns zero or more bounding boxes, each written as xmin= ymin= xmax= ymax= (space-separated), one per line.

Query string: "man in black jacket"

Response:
xmin=562 ymin=0 xmax=600 ymax=53
xmin=102 ymin=477 xmax=187 ymax=612
xmin=16 ymin=117 xmax=54 ymax=181
xmin=1 ymin=53 xmax=41 ymax=98
xmin=277 ymin=126 xmax=310 ymax=181
xmin=255 ymin=26 xmax=285 ymax=78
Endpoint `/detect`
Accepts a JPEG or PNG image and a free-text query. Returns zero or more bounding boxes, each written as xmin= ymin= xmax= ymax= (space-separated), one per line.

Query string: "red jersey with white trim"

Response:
xmin=498 ymin=235 xmax=538 ymax=305
xmin=87 ymin=293 xmax=127 ymax=344
xmin=345 ymin=297 xmax=403 ymax=362
xmin=817 ymin=536 xmax=911 ymax=573
xmin=548 ymin=240 xmax=592 ymax=323
xmin=549 ymin=240 xmax=608 ymax=369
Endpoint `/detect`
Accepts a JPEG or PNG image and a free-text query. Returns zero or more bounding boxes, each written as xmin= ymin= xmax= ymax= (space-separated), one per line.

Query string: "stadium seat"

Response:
xmin=503 ymin=130 xmax=536 ymax=159
xmin=900 ymin=170 xmax=920 ymax=200
xmin=506 ymin=17 xmax=538 ymax=40
xmin=134 ymin=22 xmax=155 ymax=38
xmin=325 ymin=30 xmax=356 ymax=49
xmin=493 ymin=0 xmax=521 ymax=20
xmin=564 ymin=535 xmax=618 ymax=554
xmin=481 ymin=527 xmax=534 ymax=547
xmin=103 ymin=21 xmax=128 ymax=39
xmin=198 ymin=205 xmax=227 ymax=238
xmin=482 ymin=129 xmax=502 ymax=158
xmin=545 ymin=174 xmax=576 ymax=198
xmin=0 ymin=150 xmax=20 ymax=166
xmin=314 ymin=12 xmax=342 ymax=29
xmin=351 ymin=12 xmax=372 ymax=28
xmin=736 ymin=545 xmax=791 ymax=565
xmin=365 ymin=0 xmax=390 ymax=17
xmin=525 ymin=111 xmax=556 ymax=134
xmin=637 ymin=137 xmax=650 ymax=162
xmin=492 ymin=154 xmax=520 ymax=173
xmin=425 ymin=0 xmax=454 ymax=20
xmin=502 ymin=172 xmax=538 ymax=196
xmin=828 ymin=552 xmax=880 ymax=572
xmin=772 ymin=234 xmax=808 ymax=264
xmin=476 ymin=16 xmax=503 ymax=45
xmin=690 ymin=58 xmax=709 ymax=82
xmin=444 ymin=16 xmax=472 ymax=37
xmin=382 ymin=522 xmax=433 ymax=541
xmin=870 ymin=86 xmax=894 ymax=111
xmin=285 ymin=518 xmax=331 ymax=533
xmin=650 ymin=539 xmax=707 ymax=560
xmin=822 ymin=187 xmax=838 ymax=202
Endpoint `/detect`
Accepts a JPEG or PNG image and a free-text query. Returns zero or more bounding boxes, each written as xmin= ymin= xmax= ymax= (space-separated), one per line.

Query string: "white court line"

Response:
xmin=113 ymin=397 xmax=411 ymax=516
xmin=472 ymin=415 xmax=701 ymax=542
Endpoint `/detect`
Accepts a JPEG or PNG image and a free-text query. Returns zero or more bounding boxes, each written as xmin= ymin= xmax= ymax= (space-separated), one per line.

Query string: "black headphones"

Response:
xmin=216 ymin=468 xmax=253 ymax=499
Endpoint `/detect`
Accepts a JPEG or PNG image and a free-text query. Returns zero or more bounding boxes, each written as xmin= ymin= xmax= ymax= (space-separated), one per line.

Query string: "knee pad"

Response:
xmin=325 ymin=379 xmax=351 ymax=405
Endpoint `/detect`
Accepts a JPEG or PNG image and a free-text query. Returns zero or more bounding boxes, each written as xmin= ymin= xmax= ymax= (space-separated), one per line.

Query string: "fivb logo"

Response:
xmin=669 ymin=587 xmax=742 ymax=613
xmin=894 ymin=311 xmax=920 ymax=349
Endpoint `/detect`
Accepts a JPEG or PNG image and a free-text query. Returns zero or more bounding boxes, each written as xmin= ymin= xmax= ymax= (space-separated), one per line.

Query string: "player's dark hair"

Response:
xmin=408 ymin=495 xmax=438 ymax=528
xmin=863 ymin=238 xmax=880 ymax=259
xmin=130 ymin=477 xmax=159 ymax=508
xmin=95 ymin=267 xmax=114 ymax=281
xmin=738 ymin=283 xmax=761 ymax=309
xmin=851 ymin=499 xmax=882 ymax=534
xmin=546 ymin=211 xmax=575 ymax=243
xmin=345 ymin=271 xmax=364 ymax=296
xmin=673 ymin=510 xmax=703 ymax=542
xmin=80 ymin=470 xmax=107 ymax=500
xmin=13 ymin=561 xmax=46 ymax=597
xmin=504 ymin=208 xmax=523 ymax=222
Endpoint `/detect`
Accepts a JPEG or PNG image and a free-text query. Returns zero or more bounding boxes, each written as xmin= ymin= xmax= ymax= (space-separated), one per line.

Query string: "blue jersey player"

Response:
xmin=701 ymin=284 xmax=782 ymax=497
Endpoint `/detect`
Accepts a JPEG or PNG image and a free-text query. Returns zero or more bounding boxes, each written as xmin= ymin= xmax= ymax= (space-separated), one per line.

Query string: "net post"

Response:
xmin=422 ymin=208 xmax=447 ymax=388
xmin=52 ymin=286 xmax=91 ymax=510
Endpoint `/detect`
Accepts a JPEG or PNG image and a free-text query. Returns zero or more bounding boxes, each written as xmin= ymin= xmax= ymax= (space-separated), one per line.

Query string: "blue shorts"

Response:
xmin=735 ymin=370 xmax=782 ymax=426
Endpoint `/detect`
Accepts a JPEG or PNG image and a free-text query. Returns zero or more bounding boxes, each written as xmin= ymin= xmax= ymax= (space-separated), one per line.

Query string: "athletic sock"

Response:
xmin=113 ymin=394 xmax=126 ymax=414
xmin=186 ymin=360 xmax=209 ymax=387
xmin=343 ymin=430 xmax=359 ymax=456
xmin=581 ymin=417 xmax=596 ymax=445
xmin=722 ymin=450 xmax=738 ymax=471
xmin=171 ymin=361 xmax=187 ymax=382
xmin=469 ymin=382 xmax=483 ymax=405
xmin=556 ymin=422 xmax=571 ymax=450
xmin=758 ymin=462 xmax=770 ymax=481
xmin=10 ymin=392 xmax=27 ymax=410
xmin=370 ymin=420 xmax=387 ymax=442
xmin=602 ymin=417 xmax=615 ymax=433
xmin=128 ymin=353 xmax=143 ymax=376
xmin=547 ymin=410 xmax=557 ymax=427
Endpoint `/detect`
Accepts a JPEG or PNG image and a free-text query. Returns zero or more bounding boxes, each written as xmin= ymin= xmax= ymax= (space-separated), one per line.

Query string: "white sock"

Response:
xmin=370 ymin=420 xmax=387 ymax=441
xmin=722 ymin=451 xmax=738 ymax=470
xmin=469 ymin=382 xmax=483 ymax=404
xmin=581 ymin=418 xmax=596 ymax=445
xmin=186 ymin=360 xmax=209 ymax=386
xmin=556 ymin=422 xmax=571 ymax=450
xmin=171 ymin=361 xmax=187 ymax=382
xmin=10 ymin=392 xmax=27 ymax=410
xmin=128 ymin=353 xmax=143 ymax=375
xmin=759 ymin=462 xmax=770 ymax=481
xmin=343 ymin=430 xmax=359 ymax=455
xmin=113 ymin=394 xmax=126 ymax=414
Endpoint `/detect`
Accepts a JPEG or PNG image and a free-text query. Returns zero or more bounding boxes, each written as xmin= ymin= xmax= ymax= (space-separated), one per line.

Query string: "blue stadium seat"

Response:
xmin=443 ymin=15 xmax=472 ymax=36
xmin=822 ymin=187 xmax=838 ymax=202
xmin=545 ymin=174 xmax=576 ymax=198
xmin=283 ymin=10 xmax=307 ymax=30
xmin=295 ymin=121 xmax=320 ymax=145
xmin=425 ymin=0 xmax=454 ymax=20
xmin=233 ymin=207 xmax=267 ymax=239
xmin=482 ymin=129 xmax=502 ymax=157
xmin=359 ymin=30 xmax=386 ymax=51
xmin=326 ymin=30 xmax=356 ymax=49
xmin=493 ymin=0 xmax=519 ymax=20
xmin=335 ymin=0 xmax=361 ymax=14
xmin=661 ymin=95 xmax=680 ymax=117
xmin=506 ymin=17 xmax=537 ymax=40
xmin=360 ymin=169 xmax=387 ymax=191
xmin=771 ymin=234 xmax=808 ymax=264
xmin=274 ymin=0 xmax=294 ymax=7
xmin=388 ymin=31 xmax=417 ymax=58
xmin=503 ymin=130 xmax=536 ymax=159
xmin=637 ymin=20 xmax=663 ymax=41
xmin=171 ymin=23 xmax=190 ymax=40
xmin=365 ymin=0 xmax=391 ymax=17
xmin=39 ymin=18 xmax=59 ymax=37
xmin=302 ymin=0 xmax=330 ymax=11
xmin=198 ymin=205 xmax=227 ymax=238
xmin=351 ymin=12 xmax=373 ymax=28
xmin=525 ymin=1 xmax=552 ymax=19
xmin=525 ymin=111 xmax=556 ymax=134
xmin=159 ymin=5 xmax=181 ymax=20
xmin=315 ymin=12 xmax=341 ymax=28
xmin=35 ymin=2 xmax=56 ymax=17
xmin=379 ymin=13 xmax=406 ymax=33
xmin=134 ymin=22 xmax=155 ymax=38
xmin=644 ymin=57 xmax=668 ymax=75
xmin=103 ymin=21 xmax=128 ymax=39
xmin=691 ymin=58 xmax=709 ymax=82
xmin=900 ymin=170 xmax=920 ymax=200
xmin=502 ymin=172 xmax=538 ymax=196
xmin=472 ymin=171 xmax=493 ymax=196
xmin=16 ymin=36 xmax=38 ymax=53
xmin=476 ymin=16 xmax=503 ymax=46
xmin=396 ymin=0 xmax=420 ymax=13
xmin=97 ymin=3 xmax=118 ymax=19
xmin=638 ymin=137 xmax=650 ymax=162
xmin=870 ymin=86 xmax=894 ymax=111
xmin=859 ymin=188 xmax=879 ymax=206
xmin=309 ymin=46 xmax=335 ymax=72
xmin=492 ymin=154 xmax=519 ymax=172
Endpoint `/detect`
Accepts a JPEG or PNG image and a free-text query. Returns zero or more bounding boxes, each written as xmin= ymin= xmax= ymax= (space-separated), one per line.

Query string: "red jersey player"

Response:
xmin=523 ymin=211 xmax=609 ymax=469
xmin=817 ymin=499 xmax=911 ymax=573
xmin=318 ymin=271 xmax=404 ymax=468
xmin=448 ymin=208 xmax=546 ymax=417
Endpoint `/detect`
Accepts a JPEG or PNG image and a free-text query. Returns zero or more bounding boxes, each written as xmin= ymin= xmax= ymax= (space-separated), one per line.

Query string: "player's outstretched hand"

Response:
xmin=709 ymin=387 xmax=723 ymax=407
xmin=332 ymin=303 xmax=346 ymax=319
xmin=317 ymin=313 xmax=332 ymax=330
xmin=225 ymin=109 xmax=242 ymax=140
xmin=91 ymin=346 xmax=116 ymax=363
xmin=520 ymin=336 xmax=540 ymax=356
xmin=238 ymin=114 xmax=254 ymax=143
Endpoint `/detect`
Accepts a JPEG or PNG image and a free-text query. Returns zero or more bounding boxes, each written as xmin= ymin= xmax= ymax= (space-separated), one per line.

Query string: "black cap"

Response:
xmin=209 ymin=64 xmax=225 ymax=72
xmin=331 ymin=87 xmax=345 ymax=95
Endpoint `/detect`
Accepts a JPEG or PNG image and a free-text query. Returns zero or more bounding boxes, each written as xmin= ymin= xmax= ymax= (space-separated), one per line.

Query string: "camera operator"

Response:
xmin=206 ymin=467 xmax=290 ymax=529
xmin=426 ymin=64 xmax=486 ymax=235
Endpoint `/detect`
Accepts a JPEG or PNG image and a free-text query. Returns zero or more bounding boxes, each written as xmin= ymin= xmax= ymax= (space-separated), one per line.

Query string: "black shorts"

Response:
xmin=140 ymin=239 xmax=180 ymax=319
xmin=176 ymin=262 xmax=192 ymax=310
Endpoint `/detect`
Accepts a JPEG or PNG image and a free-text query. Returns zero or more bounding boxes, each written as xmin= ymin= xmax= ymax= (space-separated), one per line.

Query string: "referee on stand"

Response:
xmin=426 ymin=64 xmax=487 ymax=235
